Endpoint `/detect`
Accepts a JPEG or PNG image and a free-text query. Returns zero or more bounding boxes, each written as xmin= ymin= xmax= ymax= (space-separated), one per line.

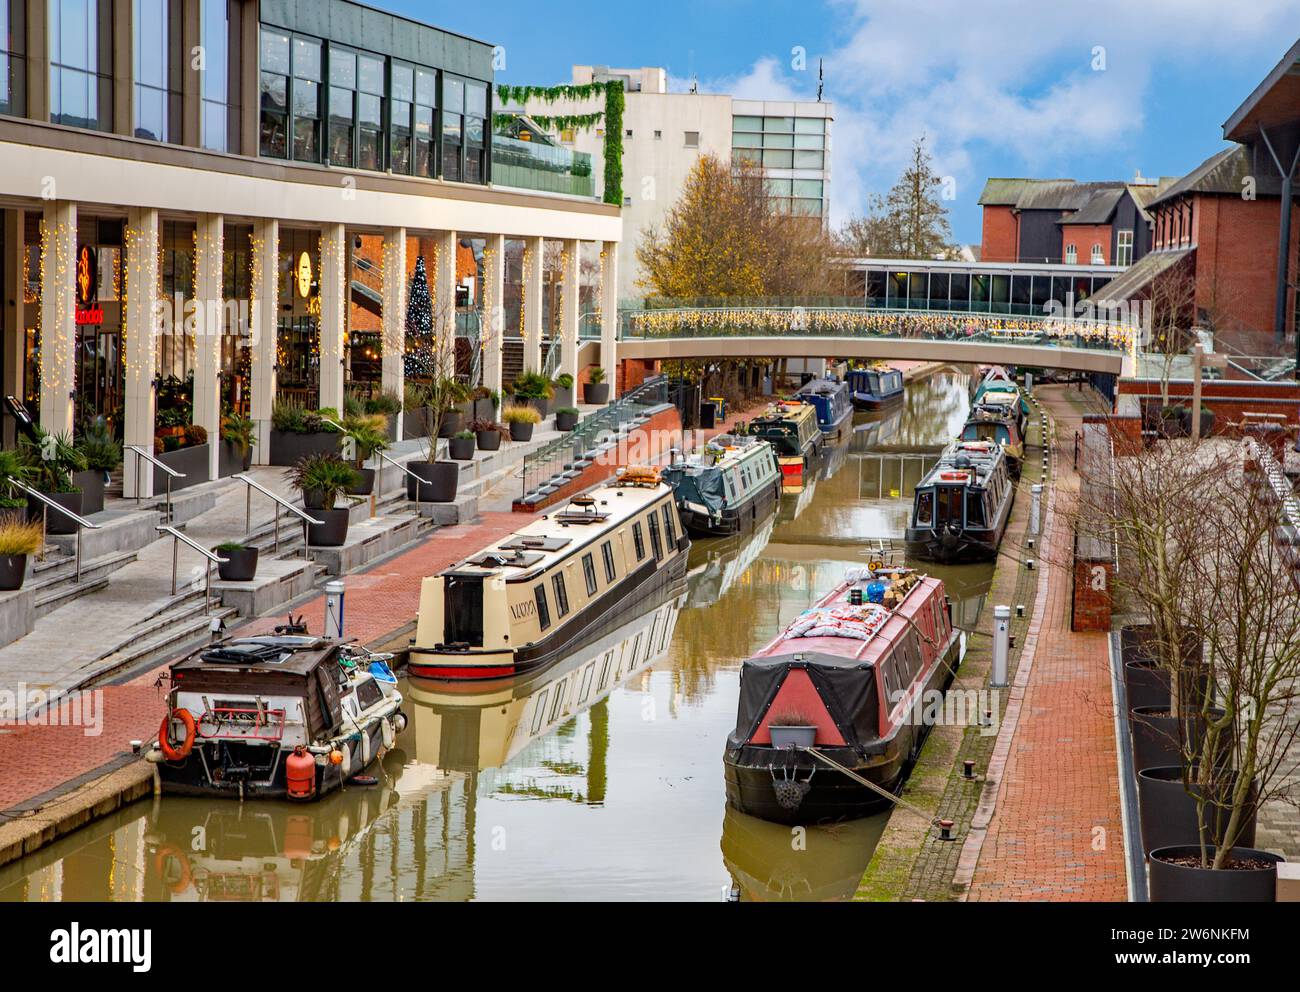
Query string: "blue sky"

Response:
xmin=386 ymin=0 xmax=1300 ymax=244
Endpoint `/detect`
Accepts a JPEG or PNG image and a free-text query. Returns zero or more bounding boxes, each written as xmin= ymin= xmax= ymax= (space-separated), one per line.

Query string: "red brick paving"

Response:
xmin=966 ymin=387 xmax=1126 ymax=901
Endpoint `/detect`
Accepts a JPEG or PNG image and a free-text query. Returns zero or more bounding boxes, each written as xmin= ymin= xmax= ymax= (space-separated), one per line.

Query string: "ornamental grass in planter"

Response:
xmin=221 ymin=412 xmax=257 ymax=474
xmin=1069 ymin=437 xmax=1298 ymax=900
xmin=405 ymin=376 xmax=463 ymax=504
xmin=767 ymin=709 xmax=819 ymax=749
xmin=552 ymin=372 xmax=575 ymax=410
xmin=286 ymin=453 xmax=358 ymax=547
xmin=0 ymin=519 xmax=43 ymax=592
xmin=214 ymin=541 xmax=259 ymax=582
xmin=341 ymin=413 xmax=388 ymax=496
xmin=448 ymin=430 xmax=477 ymax=461
xmin=471 ymin=419 xmax=507 ymax=452
xmin=503 ymin=404 xmax=541 ymax=442
xmin=0 ymin=450 xmax=34 ymax=527
xmin=19 ymin=430 xmax=85 ymax=535
xmin=584 ymin=366 xmax=611 ymax=405
xmin=554 ymin=407 xmax=580 ymax=432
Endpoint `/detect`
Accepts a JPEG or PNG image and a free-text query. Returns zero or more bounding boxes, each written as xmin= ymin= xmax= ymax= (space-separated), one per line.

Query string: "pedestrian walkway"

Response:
xmin=965 ymin=385 xmax=1126 ymax=901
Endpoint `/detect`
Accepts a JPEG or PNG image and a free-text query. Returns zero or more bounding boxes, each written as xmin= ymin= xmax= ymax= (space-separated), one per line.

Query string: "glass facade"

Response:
xmin=259 ymin=23 xmax=490 ymax=185
xmin=861 ymin=267 xmax=1116 ymax=316
xmin=0 ymin=0 xmax=26 ymax=117
xmin=731 ymin=114 xmax=826 ymax=216
xmin=199 ymin=0 xmax=228 ymax=151
xmin=49 ymin=0 xmax=113 ymax=131
xmin=133 ymin=0 xmax=179 ymax=142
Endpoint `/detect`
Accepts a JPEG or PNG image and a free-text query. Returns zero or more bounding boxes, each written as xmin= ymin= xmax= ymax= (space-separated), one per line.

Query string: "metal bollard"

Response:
xmin=991 ymin=605 xmax=1011 ymax=687
xmin=1030 ymin=484 xmax=1043 ymax=535
xmin=325 ymin=580 xmax=346 ymax=639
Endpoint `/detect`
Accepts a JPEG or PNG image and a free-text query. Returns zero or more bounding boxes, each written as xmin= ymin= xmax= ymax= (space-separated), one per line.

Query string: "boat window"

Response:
xmin=582 ymin=553 xmax=598 ymax=596
xmin=552 ymin=572 xmax=570 ymax=618
xmin=550 ymin=680 xmax=567 ymax=722
xmin=534 ymin=584 xmax=551 ymax=631
xmin=915 ymin=490 xmax=934 ymax=527
xmin=648 ymin=513 xmax=663 ymax=561
xmin=632 ymin=522 xmax=646 ymax=561
xmin=579 ymin=662 xmax=595 ymax=703
xmin=882 ymin=659 xmax=903 ymax=705
xmin=602 ymin=541 xmax=617 ymax=582
xmin=598 ymin=649 xmax=613 ymax=689
xmin=662 ymin=504 xmax=677 ymax=548
xmin=531 ymin=689 xmax=549 ymax=733
xmin=966 ymin=492 xmax=986 ymax=528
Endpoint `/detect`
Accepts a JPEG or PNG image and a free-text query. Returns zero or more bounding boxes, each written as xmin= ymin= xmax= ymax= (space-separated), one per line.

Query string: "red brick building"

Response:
xmin=978 ymin=178 xmax=1162 ymax=267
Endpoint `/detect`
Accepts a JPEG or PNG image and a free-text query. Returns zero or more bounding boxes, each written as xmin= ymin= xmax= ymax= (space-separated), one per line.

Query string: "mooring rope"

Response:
xmin=801 ymin=746 xmax=940 ymax=824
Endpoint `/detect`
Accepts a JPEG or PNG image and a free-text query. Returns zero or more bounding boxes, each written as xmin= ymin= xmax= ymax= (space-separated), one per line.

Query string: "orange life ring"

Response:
xmin=939 ymin=471 xmax=969 ymax=482
xmin=159 ymin=708 xmax=196 ymax=761
xmin=154 ymin=844 xmax=193 ymax=893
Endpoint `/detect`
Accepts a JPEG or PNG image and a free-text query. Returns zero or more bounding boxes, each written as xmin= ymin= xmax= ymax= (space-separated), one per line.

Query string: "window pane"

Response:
xmin=292 ymin=37 xmax=320 ymax=80
xmin=794 ymin=117 xmax=823 ymax=134
xmin=761 ymin=149 xmax=792 ymax=168
xmin=260 ymin=28 xmax=289 ymax=75
xmin=292 ymin=78 xmax=317 ymax=119
xmin=443 ymin=76 xmax=463 ymax=113
xmin=763 ymin=132 xmax=793 ymax=149
xmin=464 ymin=81 xmax=486 ymax=116
xmin=391 ymin=99 xmax=410 ymax=135
xmin=732 ymin=115 xmax=761 ymax=132
xmin=792 ymin=150 xmax=823 ymax=169
xmin=391 ymin=63 xmax=413 ymax=102
xmin=733 ymin=147 xmax=761 ymax=165
xmin=793 ymin=132 xmax=824 ymax=150
xmin=134 ymin=85 xmax=163 ymax=140
xmin=329 ymin=86 xmax=352 ymax=123
xmin=329 ymin=49 xmax=356 ymax=88
xmin=764 ymin=116 xmax=794 ymax=132
xmin=732 ymin=132 xmax=762 ymax=148
xmin=792 ymin=178 xmax=822 ymax=198
xmin=358 ymin=91 xmax=380 ymax=127
xmin=260 ymin=111 xmax=286 ymax=158
xmin=766 ymin=178 xmax=792 ymax=197
xmin=414 ymin=104 xmax=432 ymax=138
xmin=464 ymin=115 xmax=483 ymax=146
xmin=358 ymin=54 xmax=382 ymax=94
xmin=415 ymin=68 xmax=436 ymax=106
xmin=442 ymin=111 xmax=461 ymax=143
xmin=260 ymin=71 xmax=286 ymax=113
xmin=293 ymin=116 xmax=318 ymax=160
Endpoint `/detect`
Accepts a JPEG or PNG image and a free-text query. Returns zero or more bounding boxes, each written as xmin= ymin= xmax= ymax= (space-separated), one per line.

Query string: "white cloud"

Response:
xmin=689 ymin=0 xmax=1300 ymax=234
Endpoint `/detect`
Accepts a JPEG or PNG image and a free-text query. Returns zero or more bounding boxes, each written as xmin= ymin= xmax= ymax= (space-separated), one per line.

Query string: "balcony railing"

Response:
xmin=492 ymin=135 xmax=594 ymax=198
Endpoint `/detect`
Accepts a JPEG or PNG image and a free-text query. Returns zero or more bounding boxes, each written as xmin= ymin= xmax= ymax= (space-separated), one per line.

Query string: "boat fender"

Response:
xmin=382 ymin=718 xmax=395 ymax=750
xmin=158 ymin=708 xmax=197 ymax=762
xmin=340 ymin=742 xmax=353 ymax=777
xmin=359 ymin=727 xmax=373 ymax=767
xmin=393 ymin=711 xmax=408 ymax=735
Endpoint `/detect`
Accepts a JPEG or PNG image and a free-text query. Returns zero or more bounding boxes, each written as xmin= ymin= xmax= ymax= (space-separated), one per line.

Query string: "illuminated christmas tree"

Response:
xmin=405 ymin=255 xmax=434 ymax=378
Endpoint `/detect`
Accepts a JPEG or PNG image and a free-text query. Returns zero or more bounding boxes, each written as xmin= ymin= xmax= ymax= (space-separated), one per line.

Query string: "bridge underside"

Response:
xmin=617 ymin=336 xmax=1124 ymax=375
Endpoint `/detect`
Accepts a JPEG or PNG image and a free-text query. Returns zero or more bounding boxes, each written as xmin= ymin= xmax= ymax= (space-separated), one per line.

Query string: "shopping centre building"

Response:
xmin=0 ymin=0 xmax=622 ymax=492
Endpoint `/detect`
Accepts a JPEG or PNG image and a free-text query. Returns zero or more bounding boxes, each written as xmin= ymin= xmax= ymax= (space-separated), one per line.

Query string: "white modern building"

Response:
xmin=512 ymin=66 xmax=833 ymax=301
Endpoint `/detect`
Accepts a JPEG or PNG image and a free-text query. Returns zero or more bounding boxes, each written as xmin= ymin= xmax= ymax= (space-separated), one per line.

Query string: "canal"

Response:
xmin=0 ymin=372 xmax=993 ymax=903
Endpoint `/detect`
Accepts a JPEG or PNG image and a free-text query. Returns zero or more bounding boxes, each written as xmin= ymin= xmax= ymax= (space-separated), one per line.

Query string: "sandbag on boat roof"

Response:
xmin=729 ymin=652 xmax=880 ymax=751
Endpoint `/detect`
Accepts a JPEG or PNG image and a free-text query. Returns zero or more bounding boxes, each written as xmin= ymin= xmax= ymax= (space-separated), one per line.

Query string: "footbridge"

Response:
xmin=614 ymin=306 xmax=1136 ymax=375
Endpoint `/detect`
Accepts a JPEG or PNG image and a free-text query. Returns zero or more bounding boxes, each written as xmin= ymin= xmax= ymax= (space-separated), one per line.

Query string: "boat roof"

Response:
xmin=173 ymin=636 xmax=338 ymax=676
xmin=919 ymin=440 xmax=1006 ymax=487
xmin=796 ymin=377 xmax=849 ymax=399
xmin=752 ymin=399 xmax=817 ymax=425
xmin=446 ymin=478 xmax=671 ymax=578
xmin=667 ymin=435 xmax=770 ymax=474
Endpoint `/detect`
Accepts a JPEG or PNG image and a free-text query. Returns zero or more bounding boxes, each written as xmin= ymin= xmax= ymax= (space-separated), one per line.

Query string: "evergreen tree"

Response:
xmin=884 ymin=137 xmax=956 ymax=259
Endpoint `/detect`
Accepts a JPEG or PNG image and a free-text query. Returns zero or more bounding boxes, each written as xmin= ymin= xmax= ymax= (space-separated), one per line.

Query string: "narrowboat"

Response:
xmin=146 ymin=636 xmax=406 ymax=801
xmin=746 ymin=400 xmax=823 ymax=485
xmin=408 ymin=471 xmax=689 ymax=680
xmin=972 ymin=366 xmax=1030 ymax=420
xmin=846 ymin=364 xmax=905 ymax=410
xmin=662 ymin=434 xmax=783 ymax=537
xmin=796 ymin=376 xmax=854 ymax=441
xmin=960 ymin=405 xmax=1025 ymax=478
xmin=724 ymin=565 xmax=965 ymax=824
xmin=904 ymin=440 xmax=1016 ymax=563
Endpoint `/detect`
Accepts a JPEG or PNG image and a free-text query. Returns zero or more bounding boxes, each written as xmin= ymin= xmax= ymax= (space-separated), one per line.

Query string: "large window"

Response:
xmin=389 ymin=62 xmax=413 ymax=174
xmin=464 ymin=80 xmax=486 ymax=183
xmin=259 ymin=28 xmax=321 ymax=161
xmin=356 ymin=52 xmax=383 ymax=169
xmin=133 ymin=0 xmax=178 ymax=142
xmin=731 ymin=114 xmax=827 ymax=213
xmin=414 ymin=67 xmax=436 ymax=177
xmin=50 ymin=0 xmax=113 ymax=131
xmin=199 ymin=0 xmax=228 ymax=151
xmin=327 ymin=47 xmax=356 ymax=166
xmin=259 ymin=27 xmax=289 ymax=157
xmin=1 ymin=0 xmax=27 ymax=117
xmin=441 ymin=75 xmax=463 ymax=180
xmin=1116 ymin=230 xmax=1133 ymax=266
xmin=291 ymin=36 xmax=321 ymax=161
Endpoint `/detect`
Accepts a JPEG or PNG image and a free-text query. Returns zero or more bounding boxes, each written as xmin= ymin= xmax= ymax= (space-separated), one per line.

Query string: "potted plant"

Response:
xmin=1159 ymin=404 xmax=1187 ymax=438
xmin=768 ymin=710 xmax=818 ymax=749
xmin=0 ymin=519 xmax=43 ymax=592
xmin=0 ymin=450 xmax=34 ymax=527
xmin=269 ymin=399 xmax=345 ymax=465
xmin=21 ymin=431 xmax=85 ymax=535
xmin=552 ymin=372 xmax=576 ymax=409
xmin=554 ymin=406 xmax=580 ymax=432
xmin=471 ymin=418 xmax=507 ymax=452
xmin=584 ymin=366 xmax=610 ymax=405
xmin=503 ymin=404 xmax=541 ymax=442
xmin=511 ymin=371 xmax=554 ymax=417
xmin=402 ymin=381 xmax=433 ymax=441
xmin=406 ymin=377 xmax=462 ymax=504
xmin=221 ymin=412 xmax=256 ymax=474
xmin=341 ymin=413 xmax=388 ymax=496
xmin=435 ymin=377 xmax=472 ymax=438
xmin=363 ymin=389 xmax=403 ymax=442
xmin=214 ymin=540 xmax=259 ymax=582
xmin=1180 ymin=405 xmax=1215 ymax=437
xmin=286 ymin=453 xmax=358 ymax=547
xmin=74 ymin=422 xmax=120 ymax=515
xmin=449 ymin=430 xmax=477 ymax=461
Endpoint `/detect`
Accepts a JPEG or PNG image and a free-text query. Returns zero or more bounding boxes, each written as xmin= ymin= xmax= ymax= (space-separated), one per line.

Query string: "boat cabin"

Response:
xmin=796 ymin=377 xmax=853 ymax=435
xmin=746 ymin=400 xmax=821 ymax=459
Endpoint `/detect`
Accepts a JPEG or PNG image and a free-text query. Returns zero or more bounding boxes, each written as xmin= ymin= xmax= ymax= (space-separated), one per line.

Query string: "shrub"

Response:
xmin=512 ymin=371 xmax=554 ymax=400
xmin=588 ymin=366 xmax=607 ymax=385
xmin=221 ymin=413 xmax=256 ymax=458
xmin=20 ymin=431 xmax=85 ymax=493
xmin=365 ymin=389 xmax=403 ymax=417
xmin=555 ymin=406 xmax=580 ymax=417
xmin=272 ymin=398 xmax=307 ymax=433
xmin=454 ymin=430 xmax=475 ymax=440
xmin=502 ymin=405 xmax=542 ymax=425
xmin=76 ymin=424 xmax=122 ymax=473
xmin=285 ymin=453 xmax=359 ymax=511
xmin=554 ymin=373 xmax=575 ymax=390
xmin=183 ymin=424 xmax=208 ymax=447
xmin=0 ymin=520 xmax=44 ymax=557
xmin=470 ymin=419 xmax=508 ymax=438
xmin=215 ymin=540 xmax=250 ymax=553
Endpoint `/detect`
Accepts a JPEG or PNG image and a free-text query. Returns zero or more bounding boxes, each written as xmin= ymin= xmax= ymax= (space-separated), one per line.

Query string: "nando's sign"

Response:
xmin=74 ymin=245 xmax=103 ymax=326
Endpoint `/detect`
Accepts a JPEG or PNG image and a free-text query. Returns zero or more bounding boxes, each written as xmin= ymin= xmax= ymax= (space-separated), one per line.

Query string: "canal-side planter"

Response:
xmin=1136 ymin=766 xmax=1257 ymax=856
xmin=347 ymin=468 xmax=377 ymax=497
xmin=1124 ymin=660 xmax=1169 ymax=711
xmin=448 ymin=433 xmax=476 ymax=461
xmin=218 ymin=438 xmax=253 ymax=477
xmin=402 ymin=407 xmax=434 ymax=441
xmin=269 ymin=430 xmax=341 ymax=466
xmin=1130 ymin=705 xmax=1227 ymax=773
xmin=406 ymin=461 xmax=459 ymax=503
xmin=153 ymin=443 xmax=210 ymax=493
xmin=1147 ymin=846 xmax=1283 ymax=902
xmin=72 ymin=470 xmax=105 ymax=516
xmin=306 ymin=508 xmax=351 ymax=547
xmin=30 ymin=490 xmax=83 ymax=535
xmin=215 ymin=544 xmax=259 ymax=582
xmin=555 ymin=408 xmax=580 ymax=432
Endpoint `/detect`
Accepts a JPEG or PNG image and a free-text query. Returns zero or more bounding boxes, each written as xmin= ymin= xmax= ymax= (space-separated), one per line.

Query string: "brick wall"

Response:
xmin=1117 ymin=378 xmax=1300 ymax=435
xmin=616 ymin=358 xmax=658 ymax=397
xmin=980 ymin=205 xmax=1019 ymax=263
xmin=1072 ymin=557 xmax=1114 ymax=632
xmin=1062 ymin=223 xmax=1112 ymax=265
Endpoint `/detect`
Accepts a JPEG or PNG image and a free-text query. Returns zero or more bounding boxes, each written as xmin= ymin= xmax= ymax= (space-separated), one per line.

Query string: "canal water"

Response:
xmin=0 ymin=373 xmax=993 ymax=903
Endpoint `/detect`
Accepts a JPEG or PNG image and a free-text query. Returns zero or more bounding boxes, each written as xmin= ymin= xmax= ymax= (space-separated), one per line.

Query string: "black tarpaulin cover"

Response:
xmin=664 ymin=465 xmax=727 ymax=516
xmin=728 ymin=651 xmax=880 ymax=751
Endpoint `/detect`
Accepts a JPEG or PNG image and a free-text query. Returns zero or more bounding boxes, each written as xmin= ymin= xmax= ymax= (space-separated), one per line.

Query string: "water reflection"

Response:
xmin=1 ymin=371 xmax=995 ymax=902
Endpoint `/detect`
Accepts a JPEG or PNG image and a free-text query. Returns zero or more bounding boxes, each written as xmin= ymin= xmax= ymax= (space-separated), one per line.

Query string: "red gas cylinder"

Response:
xmin=285 ymin=746 xmax=317 ymax=801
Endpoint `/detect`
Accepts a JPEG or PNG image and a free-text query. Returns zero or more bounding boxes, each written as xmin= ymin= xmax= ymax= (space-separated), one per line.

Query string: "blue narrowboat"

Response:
xmin=796 ymin=377 xmax=854 ymax=441
xmin=846 ymin=365 xmax=905 ymax=410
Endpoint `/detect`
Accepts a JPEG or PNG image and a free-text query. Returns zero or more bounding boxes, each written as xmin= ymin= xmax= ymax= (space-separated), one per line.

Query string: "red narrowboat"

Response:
xmin=724 ymin=567 xmax=965 ymax=824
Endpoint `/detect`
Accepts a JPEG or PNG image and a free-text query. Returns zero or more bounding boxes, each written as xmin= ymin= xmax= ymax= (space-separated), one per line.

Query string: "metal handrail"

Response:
xmin=374 ymin=450 xmax=432 ymax=519
xmin=7 ymin=476 xmax=102 ymax=584
xmin=232 ymin=473 xmax=324 ymax=557
xmin=125 ymin=444 xmax=185 ymax=523
xmin=156 ymin=524 xmax=227 ymax=613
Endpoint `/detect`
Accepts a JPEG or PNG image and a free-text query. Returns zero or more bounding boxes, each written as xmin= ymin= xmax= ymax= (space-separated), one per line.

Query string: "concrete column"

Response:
xmin=122 ymin=207 xmax=159 ymax=498
xmin=481 ymin=233 xmax=505 ymax=399
xmin=600 ymin=240 xmax=619 ymax=391
xmin=249 ymin=217 xmax=278 ymax=463
xmin=433 ymin=230 xmax=457 ymax=376
xmin=3 ymin=209 xmax=25 ymax=447
xmin=559 ymin=239 xmax=580 ymax=384
xmin=319 ymin=223 xmax=347 ymax=412
xmin=381 ymin=227 xmax=407 ymax=436
xmin=523 ymin=236 xmax=543 ymax=373
xmin=193 ymin=213 xmax=223 ymax=481
xmin=39 ymin=201 xmax=76 ymax=438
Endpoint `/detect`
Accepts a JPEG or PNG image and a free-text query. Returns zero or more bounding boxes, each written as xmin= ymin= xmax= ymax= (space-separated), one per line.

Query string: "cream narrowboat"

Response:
xmin=408 ymin=471 xmax=690 ymax=680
